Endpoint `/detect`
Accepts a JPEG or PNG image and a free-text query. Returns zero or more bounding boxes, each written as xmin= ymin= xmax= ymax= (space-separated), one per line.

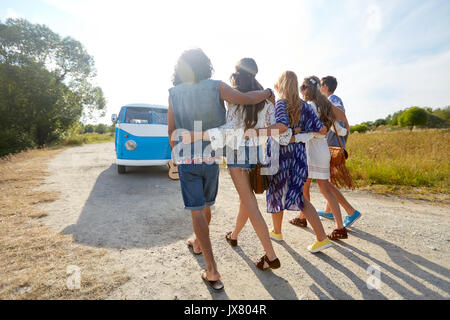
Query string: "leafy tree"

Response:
xmin=389 ymin=109 xmax=405 ymax=126
xmin=1 ymin=18 xmax=106 ymax=118
xmin=398 ymin=107 xmax=428 ymax=129
xmin=0 ymin=62 xmax=83 ymax=147
xmin=95 ymin=124 xmax=107 ymax=134
xmin=0 ymin=18 xmax=106 ymax=154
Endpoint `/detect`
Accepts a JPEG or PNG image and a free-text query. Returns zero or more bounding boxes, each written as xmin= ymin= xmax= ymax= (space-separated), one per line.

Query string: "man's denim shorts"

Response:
xmin=226 ymin=145 xmax=262 ymax=170
xmin=178 ymin=163 xmax=219 ymax=211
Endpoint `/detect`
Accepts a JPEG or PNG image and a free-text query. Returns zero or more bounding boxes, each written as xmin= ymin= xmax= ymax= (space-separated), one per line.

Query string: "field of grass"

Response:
xmin=346 ymin=129 xmax=450 ymax=203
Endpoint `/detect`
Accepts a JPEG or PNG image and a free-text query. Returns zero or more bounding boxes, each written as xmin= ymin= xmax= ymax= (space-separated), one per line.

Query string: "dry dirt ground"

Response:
xmin=37 ymin=142 xmax=450 ymax=300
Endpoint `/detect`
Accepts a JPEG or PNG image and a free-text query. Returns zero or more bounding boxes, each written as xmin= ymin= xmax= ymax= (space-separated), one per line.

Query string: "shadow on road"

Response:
xmin=63 ymin=164 xmax=192 ymax=249
xmin=233 ymin=247 xmax=299 ymax=300
xmin=337 ymin=228 xmax=450 ymax=299
xmin=280 ymin=242 xmax=354 ymax=300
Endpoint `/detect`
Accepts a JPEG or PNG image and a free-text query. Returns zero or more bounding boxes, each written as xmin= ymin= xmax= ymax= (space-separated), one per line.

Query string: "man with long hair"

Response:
xmin=168 ymin=48 xmax=272 ymax=291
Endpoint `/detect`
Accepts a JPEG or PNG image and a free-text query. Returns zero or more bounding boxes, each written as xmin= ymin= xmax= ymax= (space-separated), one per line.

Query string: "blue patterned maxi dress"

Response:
xmin=266 ymin=99 xmax=324 ymax=213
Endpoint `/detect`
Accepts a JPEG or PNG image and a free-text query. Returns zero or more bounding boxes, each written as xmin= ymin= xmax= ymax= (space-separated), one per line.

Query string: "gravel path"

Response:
xmin=38 ymin=142 xmax=450 ymax=300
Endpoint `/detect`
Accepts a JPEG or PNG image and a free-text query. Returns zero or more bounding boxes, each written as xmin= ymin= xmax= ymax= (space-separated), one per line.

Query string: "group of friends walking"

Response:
xmin=168 ymin=48 xmax=362 ymax=291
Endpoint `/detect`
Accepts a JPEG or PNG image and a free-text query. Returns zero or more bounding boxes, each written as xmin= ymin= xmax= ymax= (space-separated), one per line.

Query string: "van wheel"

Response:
xmin=118 ymin=165 xmax=126 ymax=174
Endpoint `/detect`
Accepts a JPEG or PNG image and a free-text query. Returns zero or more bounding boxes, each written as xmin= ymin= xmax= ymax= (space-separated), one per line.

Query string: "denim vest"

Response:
xmin=169 ymin=79 xmax=226 ymax=161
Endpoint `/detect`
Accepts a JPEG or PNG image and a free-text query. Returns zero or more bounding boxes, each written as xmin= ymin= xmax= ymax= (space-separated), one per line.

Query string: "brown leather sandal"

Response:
xmin=225 ymin=232 xmax=238 ymax=247
xmin=201 ymin=270 xmax=224 ymax=291
xmin=328 ymin=228 xmax=348 ymax=240
xmin=255 ymin=255 xmax=281 ymax=271
xmin=289 ymin=217 xmax=308 ymax=228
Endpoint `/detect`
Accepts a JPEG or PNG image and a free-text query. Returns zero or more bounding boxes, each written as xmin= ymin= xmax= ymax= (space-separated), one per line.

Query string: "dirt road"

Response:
xmin=38 ymin=142 xmax=450 ymax=300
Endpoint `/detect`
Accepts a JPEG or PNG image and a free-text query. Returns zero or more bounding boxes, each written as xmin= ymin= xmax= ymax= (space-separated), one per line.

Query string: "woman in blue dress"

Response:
xmin=266 ymin=71 xmax=333 ymax=253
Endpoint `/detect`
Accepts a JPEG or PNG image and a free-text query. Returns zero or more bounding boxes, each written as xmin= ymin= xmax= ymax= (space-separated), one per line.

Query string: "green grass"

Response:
xmin=60 ymin=133 xmax=114 ymax=146
xmin=346 ymin=129 xmax=449 ymax=202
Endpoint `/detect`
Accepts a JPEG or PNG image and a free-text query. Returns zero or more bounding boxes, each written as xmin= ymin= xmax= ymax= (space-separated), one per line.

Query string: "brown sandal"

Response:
xmin=201 ymin=270 xmax=224 ymax=291
xmin=289 ymin=217 xmax=308 ymax=228
xmin=225 ymin=232 xmax=238 ymax=247
xmin=328 ymin=228 xmax=348 ymax=240
xmin=255 ymin=255 xmax=281 ymax=271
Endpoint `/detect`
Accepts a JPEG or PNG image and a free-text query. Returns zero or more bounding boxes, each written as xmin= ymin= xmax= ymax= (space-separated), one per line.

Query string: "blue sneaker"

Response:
xmin=344 ymin=211 xmax=362 ymax=228
xmin=317 ymin=210 xmax=334 ymax=220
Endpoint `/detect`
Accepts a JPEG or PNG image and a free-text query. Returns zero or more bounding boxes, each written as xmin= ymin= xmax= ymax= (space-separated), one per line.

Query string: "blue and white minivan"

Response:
xmin=112 ymin=104 xmax=172 ymax=174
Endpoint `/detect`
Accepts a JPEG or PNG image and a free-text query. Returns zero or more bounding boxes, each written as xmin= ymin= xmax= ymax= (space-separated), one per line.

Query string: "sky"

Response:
xmin=1 ymin=0 xmax=450 ymax=125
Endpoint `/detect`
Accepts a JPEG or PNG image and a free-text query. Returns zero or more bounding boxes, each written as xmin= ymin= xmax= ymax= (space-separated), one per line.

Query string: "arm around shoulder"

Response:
xmin=219 ymin=81 xmax=271 ymax=105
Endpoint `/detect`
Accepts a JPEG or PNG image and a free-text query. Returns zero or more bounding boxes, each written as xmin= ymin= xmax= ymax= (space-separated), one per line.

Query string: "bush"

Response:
xmin=426 ymin=113 xmax=448 ymax=128
xmin=84 ymin=124 xmax=95 ymax=133
xmin=95 ymin=124 xmax=107 ymax=134
xmin=0 ymin=129 xmax=34 ymax=157
xmin=374 ymin=119 xmax=387 ymax=127
xmin=350 ymin=124 xmax=369 ymax=134
xmin=63 ymin=136 xmax=88 ymax=146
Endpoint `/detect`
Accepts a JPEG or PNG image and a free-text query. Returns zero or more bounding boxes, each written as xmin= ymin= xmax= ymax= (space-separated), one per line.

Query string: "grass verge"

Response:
xmin=60 ymin=133 xmax=115 ymax=146
xmin=0 ymin=148 xmax=130 ymax=299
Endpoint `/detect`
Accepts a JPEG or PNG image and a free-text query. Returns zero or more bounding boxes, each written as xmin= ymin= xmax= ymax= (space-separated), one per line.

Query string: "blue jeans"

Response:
xmin=178 ymin=163 xmax=219 ymax=211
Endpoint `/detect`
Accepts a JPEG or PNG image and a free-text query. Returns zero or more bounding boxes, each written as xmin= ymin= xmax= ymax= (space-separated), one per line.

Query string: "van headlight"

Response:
xmin=125 ymin=140 xmax=137 ymax=151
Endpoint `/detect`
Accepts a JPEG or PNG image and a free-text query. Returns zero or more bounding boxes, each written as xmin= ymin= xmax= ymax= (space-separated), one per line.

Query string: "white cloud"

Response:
xmin=5 ymin=8 xmax=24 ymax=20
xmin=362 ymin=4 xmax=382 ymax=48
xmin=36 ymin=0 xmax=450 ymax=125
xmin=336 ymin=49 xmax=450 ymax=123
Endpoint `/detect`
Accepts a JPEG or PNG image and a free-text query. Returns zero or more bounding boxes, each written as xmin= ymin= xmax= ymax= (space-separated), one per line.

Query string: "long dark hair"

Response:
xmin=302 ymin=76 xmax=336 ymax=130
xmin=172 ymin=48 xmax=214 ymax=86
xmin=230 ymin=58 xmax=265 ymax=130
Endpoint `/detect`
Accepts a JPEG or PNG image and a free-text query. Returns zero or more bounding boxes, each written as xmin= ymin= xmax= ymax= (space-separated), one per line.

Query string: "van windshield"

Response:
xmin=124 ymin=107 xmax=168 ymax=124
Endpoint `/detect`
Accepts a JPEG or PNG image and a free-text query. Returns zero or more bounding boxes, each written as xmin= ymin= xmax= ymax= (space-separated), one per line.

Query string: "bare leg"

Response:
xmin=324 ymin=200 xmax=332 ymax=214
xmin=189 ymin=205 xmax=212 ymax=253
xmin=191 ymin=208 xmax=220 ymax=281
xmin=229 ymin=168 xmax=277 ymax=262
xmin=301 ymin=199 xmax=328 ymax=242
xmin=231 ymin=201 xmax=248 ymax=240
xmin=272 ymin=211 xmax=284 ymax=235
xmin=304 ymin=178 xmax=312 ymax=202
xmin=298 ymin=179 xmax=312 ymax=219
xmin=317 ymin=180 xmax=344 ymax=229
xmin=328 ymin=183 xmax=356 ymax=216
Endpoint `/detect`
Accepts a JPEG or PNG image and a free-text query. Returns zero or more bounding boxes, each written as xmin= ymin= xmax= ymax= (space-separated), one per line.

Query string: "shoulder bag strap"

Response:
xmin=332 ymin=123 xmax=344 ymax=150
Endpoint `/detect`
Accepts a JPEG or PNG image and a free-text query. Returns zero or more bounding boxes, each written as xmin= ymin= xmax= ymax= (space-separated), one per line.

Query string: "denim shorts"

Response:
xmin=178 ymin=163 xmax=219 ymax=211
xmin=226 ymin=145 xmax=262 ymax=170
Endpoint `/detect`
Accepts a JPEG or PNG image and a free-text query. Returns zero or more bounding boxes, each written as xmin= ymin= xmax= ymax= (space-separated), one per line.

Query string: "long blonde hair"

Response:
xmin=274 ymin=71 xmax=302 ymax=127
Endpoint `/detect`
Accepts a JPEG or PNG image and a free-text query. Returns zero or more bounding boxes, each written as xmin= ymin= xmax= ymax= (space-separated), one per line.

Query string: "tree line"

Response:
xmin=0 ymin=18 xmax=106 ymax=157
xmin=351 ymin=106 xmax=450 ymax=133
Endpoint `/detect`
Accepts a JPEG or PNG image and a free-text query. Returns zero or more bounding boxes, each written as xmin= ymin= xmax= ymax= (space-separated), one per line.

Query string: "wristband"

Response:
xmin=266 ymin=88 xmax=273 ymax=99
